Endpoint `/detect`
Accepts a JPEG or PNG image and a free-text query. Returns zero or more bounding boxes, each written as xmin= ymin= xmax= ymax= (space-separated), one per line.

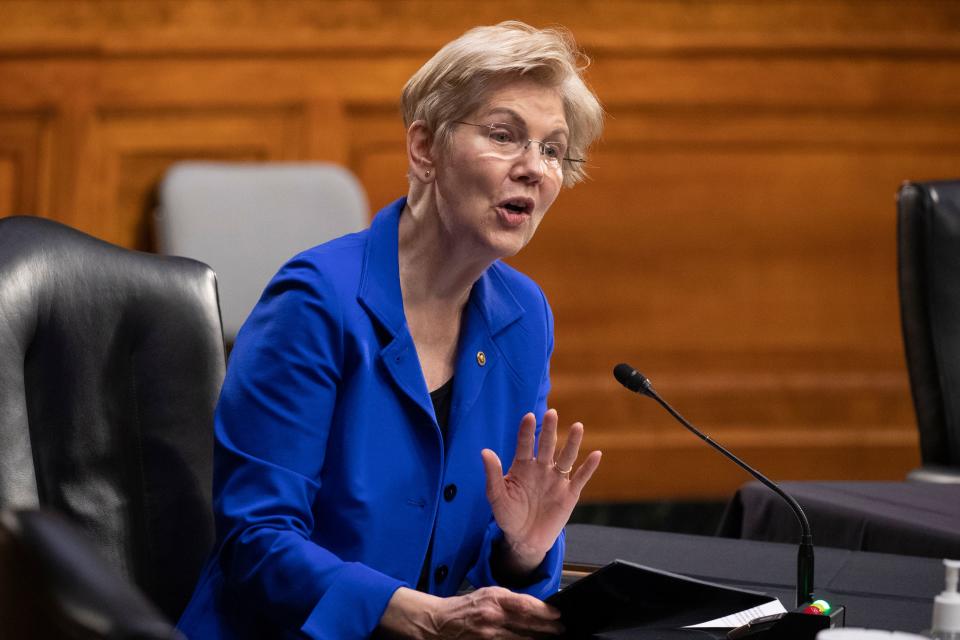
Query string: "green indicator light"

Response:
xmin=812 ymin=599 xmax=831 ymax=614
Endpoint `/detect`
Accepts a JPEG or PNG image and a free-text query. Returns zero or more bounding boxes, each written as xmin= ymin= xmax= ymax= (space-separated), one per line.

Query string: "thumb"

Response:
xmin=480 ymin=448 xmax=505 ymax=502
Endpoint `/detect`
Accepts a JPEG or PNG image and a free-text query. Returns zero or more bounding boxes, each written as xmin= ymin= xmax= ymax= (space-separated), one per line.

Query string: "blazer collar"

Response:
xmin=357 ymin=197 xmax=525 ymax=338
xmin=357 ymin=197 xmax=407 ymax=336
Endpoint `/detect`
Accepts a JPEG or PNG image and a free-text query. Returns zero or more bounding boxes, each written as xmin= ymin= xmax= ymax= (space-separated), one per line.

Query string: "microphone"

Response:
xmin=613 ymin=363 xmax=815 ymax=609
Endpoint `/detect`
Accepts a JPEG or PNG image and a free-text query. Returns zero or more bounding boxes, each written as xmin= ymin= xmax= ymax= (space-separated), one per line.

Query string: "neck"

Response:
xmin=398 ymin=191 xmax=494 ymax=310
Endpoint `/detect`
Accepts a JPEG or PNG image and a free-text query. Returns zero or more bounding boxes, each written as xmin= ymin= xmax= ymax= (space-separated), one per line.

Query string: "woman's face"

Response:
xmin=432 ymin=80 xmax=567 ymax=260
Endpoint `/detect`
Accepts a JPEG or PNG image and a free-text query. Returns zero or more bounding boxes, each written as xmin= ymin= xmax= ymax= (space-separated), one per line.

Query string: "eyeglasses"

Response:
xmin=454 ymin=121 xmax=585 ymax=168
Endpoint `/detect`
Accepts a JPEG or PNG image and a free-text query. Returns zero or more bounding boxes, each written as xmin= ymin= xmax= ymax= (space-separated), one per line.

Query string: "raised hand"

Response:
xmin=480 ymin=409 xmax=602 ymax=574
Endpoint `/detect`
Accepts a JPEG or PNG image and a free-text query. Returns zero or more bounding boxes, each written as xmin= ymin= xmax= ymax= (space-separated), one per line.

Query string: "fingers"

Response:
xmin=554 ymin=421 xmax=583 ymax=473
xmin=480 ymin=448 xmax=504 ymax=502
xmin=496 ymin=590 xmax=562 ymax=620
xmin=434 ymin=587 xmax=563 ymax=639
xmin=505 ymin=410 xmax=602 ymax=496
xmin=484 ymin=588 xmax=565 ymax=636
xmin=513 ymin=412 xmax=537 ymax=462
xmin=535 ymin=408 xmax=559 ymax=464
xmin=570 ymin=450 xmax=602 ymax=494
xmin=554 ymin=420 xmax=602 ymax=494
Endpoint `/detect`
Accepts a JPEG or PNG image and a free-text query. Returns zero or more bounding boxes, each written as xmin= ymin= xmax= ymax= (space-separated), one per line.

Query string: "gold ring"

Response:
xmin=555 ymin=463 xmax=573 ymax=477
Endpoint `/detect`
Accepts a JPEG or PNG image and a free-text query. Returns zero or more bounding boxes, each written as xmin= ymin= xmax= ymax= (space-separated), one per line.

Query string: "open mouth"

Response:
xmin=497 ymin=197 xmax=534 ymax=215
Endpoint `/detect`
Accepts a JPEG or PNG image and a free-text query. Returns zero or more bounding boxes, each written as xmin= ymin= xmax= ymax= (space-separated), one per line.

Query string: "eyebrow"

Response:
xmin=482 ymin=107 xmax=569 ymax=140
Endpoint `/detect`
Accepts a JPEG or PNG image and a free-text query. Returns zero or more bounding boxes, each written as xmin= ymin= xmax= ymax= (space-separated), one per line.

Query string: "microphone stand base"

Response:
xmin=735 ymin=604 xmax=845 ymax=639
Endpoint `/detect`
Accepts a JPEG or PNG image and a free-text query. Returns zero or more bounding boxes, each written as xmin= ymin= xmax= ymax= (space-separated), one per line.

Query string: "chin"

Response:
xmin=488 ymin=231 xmax=531 ymax=260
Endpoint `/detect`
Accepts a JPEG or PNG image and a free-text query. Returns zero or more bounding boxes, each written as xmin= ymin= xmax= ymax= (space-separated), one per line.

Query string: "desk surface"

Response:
xmin=564 ymin=524 xmax=942 ymax=637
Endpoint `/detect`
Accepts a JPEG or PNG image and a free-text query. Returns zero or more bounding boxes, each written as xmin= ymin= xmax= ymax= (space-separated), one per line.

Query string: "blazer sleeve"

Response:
xmin=211 ymin=256 xmax=405 ymax=639
xmin=465 ymin=287 xmax=564 ymax=598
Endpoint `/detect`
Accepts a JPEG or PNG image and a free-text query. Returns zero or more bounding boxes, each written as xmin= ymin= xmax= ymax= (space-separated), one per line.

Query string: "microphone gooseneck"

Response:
xmin=613 ymin=363 xmax=815 ymax=608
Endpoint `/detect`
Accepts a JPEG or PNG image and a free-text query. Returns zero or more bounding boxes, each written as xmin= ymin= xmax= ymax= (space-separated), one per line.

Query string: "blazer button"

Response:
xmin=434 ymin=564 xmax=449 ymax=583
xmin=476 ymin=351 xmax=486 ymax=366
xmin=443 ymin=484 xmax=457 ymax=501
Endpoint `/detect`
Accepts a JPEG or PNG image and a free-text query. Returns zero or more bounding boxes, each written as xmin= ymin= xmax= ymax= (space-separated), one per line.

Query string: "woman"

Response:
xmin=178 ymin=21 xmax=605 ymax=640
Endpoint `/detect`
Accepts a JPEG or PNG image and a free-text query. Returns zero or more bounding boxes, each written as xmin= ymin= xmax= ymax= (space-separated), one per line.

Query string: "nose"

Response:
xmin=511 ymin=141 xmax=545 ymax=183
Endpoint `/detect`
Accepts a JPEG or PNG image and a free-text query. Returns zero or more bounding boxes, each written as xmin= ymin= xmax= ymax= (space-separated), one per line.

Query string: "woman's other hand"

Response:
xmin=379 ymin=586 xmax=564 ymax=639
xmin=481 ymin=409 xmax=602 ymax=576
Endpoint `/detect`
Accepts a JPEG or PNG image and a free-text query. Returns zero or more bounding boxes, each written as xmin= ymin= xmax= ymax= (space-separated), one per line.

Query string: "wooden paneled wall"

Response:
xmin=3 ymin=1 xmax=960 ymax=500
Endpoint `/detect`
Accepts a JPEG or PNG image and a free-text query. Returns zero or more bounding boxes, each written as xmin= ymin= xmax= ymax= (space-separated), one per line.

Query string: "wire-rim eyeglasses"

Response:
xmin=453 ymin=121 xmax=586 ymax=166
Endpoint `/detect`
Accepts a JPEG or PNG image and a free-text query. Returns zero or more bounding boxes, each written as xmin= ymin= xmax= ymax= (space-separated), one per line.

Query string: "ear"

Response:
xmin=406 ymin=120 xmax=435 ymax=182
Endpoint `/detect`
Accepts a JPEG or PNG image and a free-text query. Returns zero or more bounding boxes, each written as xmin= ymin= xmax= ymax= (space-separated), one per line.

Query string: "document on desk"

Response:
xmin=684 ymin=598 xmax=787 ymax=628
xmin=547 ymin=559 xmax=783 ymax=637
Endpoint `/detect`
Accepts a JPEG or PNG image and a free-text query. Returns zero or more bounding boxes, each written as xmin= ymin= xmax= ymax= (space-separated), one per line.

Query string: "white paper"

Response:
xmin=684 ymin=597 xmax=787 ymax=628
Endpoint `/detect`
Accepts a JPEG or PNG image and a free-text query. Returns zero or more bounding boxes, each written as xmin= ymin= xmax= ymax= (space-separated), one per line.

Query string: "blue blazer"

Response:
xmin=177 ymin=198 xmax=563 ymax=639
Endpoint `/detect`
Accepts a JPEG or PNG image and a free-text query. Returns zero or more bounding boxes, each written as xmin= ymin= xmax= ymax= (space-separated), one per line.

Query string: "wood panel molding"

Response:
xmin=2 ymin=1 xmax=959 ymax=56
xmin=0 ymin=110 xmax=54 ymax=217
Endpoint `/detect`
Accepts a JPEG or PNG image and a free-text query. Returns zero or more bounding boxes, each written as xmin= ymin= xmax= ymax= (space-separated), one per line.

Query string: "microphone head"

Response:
xmin=613 ymin=363 xmax=654 ymax=396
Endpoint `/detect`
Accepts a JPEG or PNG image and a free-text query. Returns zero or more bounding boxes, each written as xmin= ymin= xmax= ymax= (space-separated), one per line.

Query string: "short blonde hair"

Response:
xmin=401 ymin=21 xmax=604 ymax=187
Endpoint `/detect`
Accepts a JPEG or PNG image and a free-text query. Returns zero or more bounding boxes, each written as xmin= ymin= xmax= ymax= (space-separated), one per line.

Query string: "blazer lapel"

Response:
xmin=357 ymin=198 xmax=436 ymax=423
xmin=449 ymin=266 xmax=525 ymax=433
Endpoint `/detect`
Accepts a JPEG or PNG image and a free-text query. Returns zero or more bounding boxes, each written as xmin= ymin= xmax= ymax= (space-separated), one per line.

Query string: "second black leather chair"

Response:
xmin=898 ymin=180 xmax=960 ymax=482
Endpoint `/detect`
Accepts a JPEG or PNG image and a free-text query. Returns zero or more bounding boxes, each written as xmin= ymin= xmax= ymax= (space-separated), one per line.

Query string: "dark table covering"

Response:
xmin=564 ymin=523 xmax=942 ymax=639
xmin=717 ymin=481 xmax=960 ymax=559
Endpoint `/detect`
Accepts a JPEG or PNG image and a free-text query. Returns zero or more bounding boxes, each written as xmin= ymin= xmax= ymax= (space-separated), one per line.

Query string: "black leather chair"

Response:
xmin=897 ymin=180 xmax=960 ymax=482
xmin=0 ymin=215 xmax=225 ymax=624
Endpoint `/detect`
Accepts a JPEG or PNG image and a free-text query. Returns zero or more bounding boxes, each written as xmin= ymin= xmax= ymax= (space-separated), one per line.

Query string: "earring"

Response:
xmin=425 ymin=170 xmax=431 ymax=178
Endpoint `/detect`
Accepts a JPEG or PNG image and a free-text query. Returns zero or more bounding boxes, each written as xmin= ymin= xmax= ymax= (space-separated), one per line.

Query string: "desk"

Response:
xmin=717 ymin=481 xmax=960 ymax=559
xmin=564 ymin=524 xmax=942 ymax=637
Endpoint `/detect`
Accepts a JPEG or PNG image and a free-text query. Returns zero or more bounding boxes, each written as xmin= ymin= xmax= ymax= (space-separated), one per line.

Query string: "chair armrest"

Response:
xmin=907 ymin=465 xmax=960 ymax=484
xmin=0 ymin=508 xmax=183 ymax=639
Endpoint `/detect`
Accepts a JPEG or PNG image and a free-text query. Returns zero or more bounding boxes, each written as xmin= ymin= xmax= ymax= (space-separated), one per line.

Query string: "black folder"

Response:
xmin=546 ymin=560 xmax=778 ymax=638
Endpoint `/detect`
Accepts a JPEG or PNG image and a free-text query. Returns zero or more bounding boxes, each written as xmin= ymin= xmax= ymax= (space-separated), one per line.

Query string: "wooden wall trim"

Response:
xmin=2 ymin=1 xmax=960 ymax=57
